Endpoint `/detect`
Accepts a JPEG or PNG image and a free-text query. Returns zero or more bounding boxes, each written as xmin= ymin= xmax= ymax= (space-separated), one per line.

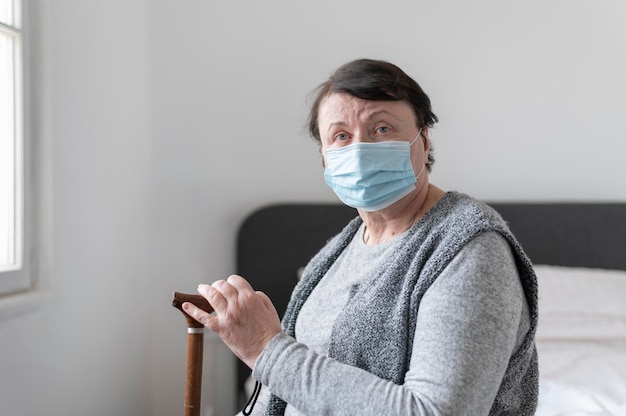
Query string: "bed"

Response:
xmin=236 ymin=201 xmax=626 ymax=415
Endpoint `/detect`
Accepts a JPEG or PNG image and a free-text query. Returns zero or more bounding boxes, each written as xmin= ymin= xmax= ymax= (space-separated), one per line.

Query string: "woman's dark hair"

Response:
xmin=308 ymin=59 xmax=439 ymax=170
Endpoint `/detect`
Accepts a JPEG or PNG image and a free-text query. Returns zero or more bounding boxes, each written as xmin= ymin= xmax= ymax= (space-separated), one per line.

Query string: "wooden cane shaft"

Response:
xmin=184 ymin=331 xmax=204 ymax=416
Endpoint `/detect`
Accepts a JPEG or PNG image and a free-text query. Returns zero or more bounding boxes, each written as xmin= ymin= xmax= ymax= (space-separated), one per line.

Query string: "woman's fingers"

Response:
xmin=185 ymin=274 xmax=282 ymax=369
xmin=225 ymin=274 xmax=254 ymax=291
xmin=182 ymin=300 xmax=216 ymax=330
xmin=183 ymin=278 xmax=239 ymax=331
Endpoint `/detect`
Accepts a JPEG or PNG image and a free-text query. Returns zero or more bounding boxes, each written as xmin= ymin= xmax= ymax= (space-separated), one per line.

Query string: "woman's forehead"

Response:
xmin=318 ymin=93 xmax=416 ymax=126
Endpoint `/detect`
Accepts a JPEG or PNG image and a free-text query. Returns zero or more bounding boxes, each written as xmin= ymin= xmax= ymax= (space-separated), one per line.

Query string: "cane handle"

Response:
xmin=172 ymin=292 xmax=213 ymax=328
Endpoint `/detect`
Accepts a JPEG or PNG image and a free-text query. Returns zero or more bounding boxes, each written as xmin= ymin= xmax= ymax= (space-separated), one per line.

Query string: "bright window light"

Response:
xmin=0 ymin=0 xmax=15 ymax=27
xmin=0 ymin=0 xmax=22 ymax=274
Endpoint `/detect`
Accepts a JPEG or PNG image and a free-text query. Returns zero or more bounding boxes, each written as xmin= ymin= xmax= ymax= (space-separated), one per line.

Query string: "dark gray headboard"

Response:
xmin=486 ymin=203 xmax=626 ymax=271
xmin=235 ymin=201 xmax=626 ymax=404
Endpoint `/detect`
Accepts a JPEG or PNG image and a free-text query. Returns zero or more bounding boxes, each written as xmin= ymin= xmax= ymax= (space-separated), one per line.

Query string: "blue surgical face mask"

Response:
xmin=323 ymin=131 xmax=425 ymax=212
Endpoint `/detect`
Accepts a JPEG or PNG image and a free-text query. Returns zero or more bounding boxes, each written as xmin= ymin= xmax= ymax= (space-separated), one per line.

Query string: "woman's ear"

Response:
xmin=421 ymin=127 xmax=431 ymax=152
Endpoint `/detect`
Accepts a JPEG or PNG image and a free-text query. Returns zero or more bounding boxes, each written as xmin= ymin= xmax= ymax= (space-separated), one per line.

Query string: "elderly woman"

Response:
xmin=183 ymin=59 xmax=538 ymax=415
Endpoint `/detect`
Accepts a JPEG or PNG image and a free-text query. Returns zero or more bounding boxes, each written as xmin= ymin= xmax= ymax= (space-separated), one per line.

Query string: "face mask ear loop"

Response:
xmin=409 ymin=128 xmax=423 ymax=147
xmin=414 ymin=164 xmax=426 ymax=181
xmin=411 ymin=129 xmax=426 ymax=181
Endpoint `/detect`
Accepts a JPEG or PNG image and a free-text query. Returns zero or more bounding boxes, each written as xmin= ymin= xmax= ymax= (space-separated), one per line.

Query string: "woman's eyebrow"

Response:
xmin=325 ymin=109 xmax=401 ymax=133
xmin=326 ymin=120 xmax=348 ymax=133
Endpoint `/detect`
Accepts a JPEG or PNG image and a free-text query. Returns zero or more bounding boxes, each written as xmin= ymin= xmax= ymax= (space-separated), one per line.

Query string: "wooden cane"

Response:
xmin=172 ymin=292 xmax=214 ymax=416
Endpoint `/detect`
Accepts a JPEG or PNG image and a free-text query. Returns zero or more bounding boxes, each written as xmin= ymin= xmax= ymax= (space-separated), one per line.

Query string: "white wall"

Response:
xmin=1 ymin=0 xmax=625 ymax=415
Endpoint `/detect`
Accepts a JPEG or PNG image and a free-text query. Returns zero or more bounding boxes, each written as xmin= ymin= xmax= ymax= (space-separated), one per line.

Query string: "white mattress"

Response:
xmin=534 ymin=265 xmax=626 ymax=416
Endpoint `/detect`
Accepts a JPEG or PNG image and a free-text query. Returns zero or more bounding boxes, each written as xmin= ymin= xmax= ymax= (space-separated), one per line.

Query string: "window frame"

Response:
xmin=0 ymin=0 xmax=34 ymax=301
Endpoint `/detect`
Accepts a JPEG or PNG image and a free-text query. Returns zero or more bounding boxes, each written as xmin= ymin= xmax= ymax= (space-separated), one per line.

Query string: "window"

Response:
xmin=0 ymin=0 xmax=28 ymax=296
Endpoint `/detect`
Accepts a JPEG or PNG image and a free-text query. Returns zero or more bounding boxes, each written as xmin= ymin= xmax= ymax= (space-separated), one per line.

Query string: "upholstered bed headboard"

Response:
xmin=235 ymin=201 xmax=626 ymax=406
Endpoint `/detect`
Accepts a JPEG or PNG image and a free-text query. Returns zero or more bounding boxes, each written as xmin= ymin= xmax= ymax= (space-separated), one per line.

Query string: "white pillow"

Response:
xmin=534 ymin=265 xmax=626 ymax=341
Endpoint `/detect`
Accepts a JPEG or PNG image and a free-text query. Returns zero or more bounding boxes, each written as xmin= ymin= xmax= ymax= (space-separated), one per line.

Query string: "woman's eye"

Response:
xmin=335 ymin=133 xmax=349 ymax=141
xmin=376 ymin=126 xmax=390 ymax=134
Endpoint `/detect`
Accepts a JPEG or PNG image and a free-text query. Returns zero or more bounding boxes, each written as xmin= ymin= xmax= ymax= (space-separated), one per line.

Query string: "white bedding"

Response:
xmin=534 ymin=265 xmax=626 ymax=416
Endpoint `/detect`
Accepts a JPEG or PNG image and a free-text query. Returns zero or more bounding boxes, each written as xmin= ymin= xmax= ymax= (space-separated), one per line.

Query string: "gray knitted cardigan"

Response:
xmin=264 ymin=192 xmax=539 ymax=415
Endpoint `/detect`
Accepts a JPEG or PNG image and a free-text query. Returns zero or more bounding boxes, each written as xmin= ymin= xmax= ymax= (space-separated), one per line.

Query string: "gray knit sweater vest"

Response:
xmin=265 ymin=192 xmax=539 ymax=415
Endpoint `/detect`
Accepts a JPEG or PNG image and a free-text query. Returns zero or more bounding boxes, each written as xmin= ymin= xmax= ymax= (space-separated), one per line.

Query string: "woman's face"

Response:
xmin=317 ymin=92 xmax=430 ymax=173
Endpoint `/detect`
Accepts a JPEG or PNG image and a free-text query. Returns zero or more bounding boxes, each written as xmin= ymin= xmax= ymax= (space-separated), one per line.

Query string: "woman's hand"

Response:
xmin=183 ymin=274 xmax=282 ymax=369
